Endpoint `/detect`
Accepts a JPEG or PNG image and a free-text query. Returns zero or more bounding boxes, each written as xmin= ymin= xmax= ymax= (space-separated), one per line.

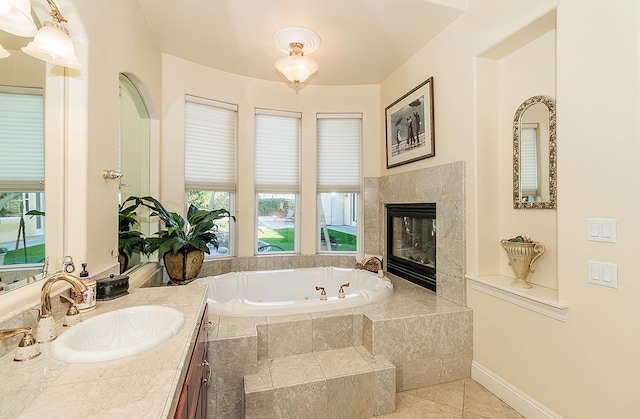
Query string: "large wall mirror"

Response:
xmin=0 ymin=19 xmax=65 ymax=295
xmin=118 ymin=73 xmax=151 ymax=273
xmin=513 ymin=95 xmax=556 ymax=209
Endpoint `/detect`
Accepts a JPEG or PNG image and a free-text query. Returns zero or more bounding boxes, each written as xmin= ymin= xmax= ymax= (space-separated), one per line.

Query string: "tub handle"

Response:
xmin=338 ymin=283 xmax=350 ymax=299
xmin=315 ymin=286 xmax=327 ymax=301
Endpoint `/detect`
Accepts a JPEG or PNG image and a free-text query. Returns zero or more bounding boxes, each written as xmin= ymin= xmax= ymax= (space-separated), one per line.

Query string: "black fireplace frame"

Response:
xmin=385 ymin=203 xmax=436 ymax=292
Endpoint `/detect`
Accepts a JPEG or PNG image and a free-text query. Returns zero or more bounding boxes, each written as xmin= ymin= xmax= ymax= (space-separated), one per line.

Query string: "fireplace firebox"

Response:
xmin=385 ymin=203 xmax=436 ymax=292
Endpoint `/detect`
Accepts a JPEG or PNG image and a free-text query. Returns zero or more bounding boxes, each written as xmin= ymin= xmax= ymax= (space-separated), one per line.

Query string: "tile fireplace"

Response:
xmin=385 ymin=203 xmax=436 ymax=292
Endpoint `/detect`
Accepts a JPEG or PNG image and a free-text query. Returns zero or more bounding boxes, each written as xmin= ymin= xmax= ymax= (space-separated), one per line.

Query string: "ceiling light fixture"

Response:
xmin=0 ymin=43 xmax=9 ymax=58
xmin=0 ymin=0 xmax=37 ymax=37
xmin=273 ymin=26 xmax=321 ymax=89
xmin=21 ymin=0 xmax=81 ymax=69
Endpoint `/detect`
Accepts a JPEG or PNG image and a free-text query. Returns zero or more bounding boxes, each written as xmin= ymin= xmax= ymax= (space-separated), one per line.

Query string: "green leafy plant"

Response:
xmin=118 ymin=197 xmax=146 ymax=257
xmin=134 ymin=196 xmax=233 ymax=258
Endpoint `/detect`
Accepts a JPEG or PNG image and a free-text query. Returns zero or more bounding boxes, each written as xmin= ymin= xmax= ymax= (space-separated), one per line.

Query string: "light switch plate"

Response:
xmin=587 ymin=218 xmax=617 ymax=243
xmin=588 ymin=260 xmax=618 ymax=288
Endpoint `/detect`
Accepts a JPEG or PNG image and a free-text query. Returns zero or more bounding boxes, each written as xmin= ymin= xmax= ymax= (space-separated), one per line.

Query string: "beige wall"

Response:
xmin=64 ymin=0 xmax=162 ymax=275
xmin=2 ymin=0 xmax=639 ymax=416
xmin=161 ymin=55 xmax=380 ymax=257
xmin=381 ymin=0 xmax=640 ymax=417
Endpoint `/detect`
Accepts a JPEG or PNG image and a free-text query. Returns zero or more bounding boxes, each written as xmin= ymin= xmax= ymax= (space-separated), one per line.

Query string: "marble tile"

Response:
xmin=437 ymin=200 xmax=464 ymax=240
xmin=269 ymin=353 xmax=324 ymax=388
xmin=374 ymin=364 xmax=397 ymax=415
xmin=18 ymin=368 xmax=178 ymax=419
xmin=217 ymin=316 xmax=264 ymax=338
xmin=353 ymin=313 xmax=363 ymax=346
xmin=244 ymin=387 xmax=275 ymax=419
xmin=256 ymin=322 xmax=268 ymax=360
xmin=272 ymin=380 xmax=327 ymax=419
xmin=244 ymin=359 xmax=273 ymax=393
xmin=312 ymin=314 xmax=353 ymax=351
xmin=463 ymin=378 xmax=526 ymax=419
xmin=377 ymin=392 xmax=464 ymax=419
xmin=362 ymin=315 xmax=372 ymax=353
xmin=406 ymin=379 xmax=465 ymax=410
xmin=266 ymin=315 xmax=312 ymax=358
xmin=397 ymin=356 xmax=442 ymax=391
xmin=214 ymin=336 xmax=257 ymax=391
xmin=436 ymin=311 xmax=473 ymax=356
xmin=326 ymin=371 xmax=374 ymax=419
xmin=216 ymin=388 xmax=244 ymax=419
xmin=314 ymin=346 xmax=371 ymax=378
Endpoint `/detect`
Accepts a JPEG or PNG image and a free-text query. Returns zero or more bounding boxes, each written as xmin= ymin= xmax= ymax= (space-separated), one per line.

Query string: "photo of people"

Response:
xmin=390 ymin=96 xmax=425 ymax=157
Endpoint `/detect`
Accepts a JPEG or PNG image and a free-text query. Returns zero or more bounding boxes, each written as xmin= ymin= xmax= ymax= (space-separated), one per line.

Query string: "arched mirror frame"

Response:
xmin=513 ymin=95 xmax=557 ymax=209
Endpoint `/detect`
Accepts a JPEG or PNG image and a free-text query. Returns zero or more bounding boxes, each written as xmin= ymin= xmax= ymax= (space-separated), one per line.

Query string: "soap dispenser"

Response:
xmin=73 ymin=263 xmax=96 ymax=312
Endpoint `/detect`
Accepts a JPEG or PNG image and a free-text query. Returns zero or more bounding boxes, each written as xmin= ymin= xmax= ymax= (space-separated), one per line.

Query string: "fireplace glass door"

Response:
xmin=386 ymin=203 xmax=436 ymax=291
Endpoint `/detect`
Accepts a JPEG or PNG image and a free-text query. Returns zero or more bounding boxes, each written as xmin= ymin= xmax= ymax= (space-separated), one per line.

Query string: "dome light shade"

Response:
xmin=22 ymin=20 xmax=81 ymax=69
xmin=0 ymin=0 xmax=38 ymax=37
xmin=273 ymin=26 xmax=321 ymax=89
xmin=275 ymin=53 xmax=319 ymax=85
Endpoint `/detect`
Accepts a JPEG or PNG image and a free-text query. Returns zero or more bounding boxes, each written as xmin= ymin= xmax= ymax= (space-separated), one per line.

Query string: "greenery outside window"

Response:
xmin=317 ymin=114 xmax=362 ymax=253
xmin=184 ymin=96 xmax=237 ymax=258
xmin=255 ymin=109 xmax=301 ymax=254
xmin=0 ymin=88 xmax=45 ymax=266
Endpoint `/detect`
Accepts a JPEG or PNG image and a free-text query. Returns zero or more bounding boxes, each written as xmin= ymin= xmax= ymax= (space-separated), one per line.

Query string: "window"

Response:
xmin=521 ymin=123 xmax=539 ymax=198
xmin=184 ymin=96 xmax=237 ymax=257
xmin=0 ymin=87 xmax=45 ymax=266
xmin=317 ymin=114 xmax=361 ymax=253
xmin=255 ymin=109 xmax=300 ymax=253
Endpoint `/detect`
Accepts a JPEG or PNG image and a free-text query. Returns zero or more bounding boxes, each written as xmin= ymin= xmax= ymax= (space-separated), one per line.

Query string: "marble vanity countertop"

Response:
xmin=0 ymin=284 xmax=207 ymax=419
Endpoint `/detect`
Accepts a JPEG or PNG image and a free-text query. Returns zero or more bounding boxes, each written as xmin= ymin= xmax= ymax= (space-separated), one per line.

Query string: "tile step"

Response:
xmin=244 ymin=346 xmax=396 ymax=419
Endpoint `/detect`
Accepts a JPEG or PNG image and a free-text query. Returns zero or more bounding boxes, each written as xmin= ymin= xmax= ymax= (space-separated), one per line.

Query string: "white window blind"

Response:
xmin=0 ymin=88 xmax=44 ymax=191
xmin=317 ymin=114 xmax=362 ymax=192
xmin=520 ymin=124 xmax=538 ymax=196
xmin=255 ymin=109 xmax=300 ymax=192
xmin=185 ymin=96 xmax=237 ymax=191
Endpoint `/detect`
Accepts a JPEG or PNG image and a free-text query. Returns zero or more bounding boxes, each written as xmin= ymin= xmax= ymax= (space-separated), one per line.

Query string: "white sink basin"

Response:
xmin=50 ymin=305 xmax=185 ymax=363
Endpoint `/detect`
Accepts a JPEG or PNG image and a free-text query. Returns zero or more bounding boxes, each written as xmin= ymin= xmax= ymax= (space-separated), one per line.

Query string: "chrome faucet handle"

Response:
xmin=315 ymin=286 xmax=327 ymax=301
xmin=0 ymin=327 xmax=41 ymax=361
xmin=338 ymin=282 xmax=350 ymax=299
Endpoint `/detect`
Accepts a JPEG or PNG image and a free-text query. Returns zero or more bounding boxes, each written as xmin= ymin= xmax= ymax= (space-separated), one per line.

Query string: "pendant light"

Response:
xmin=273 ymin=26 xmax=321 ymax=89
xmin=21 ymin=0 xmax=80 ymax=69
xmin=0 ymin=0 xmax=37 ymax=37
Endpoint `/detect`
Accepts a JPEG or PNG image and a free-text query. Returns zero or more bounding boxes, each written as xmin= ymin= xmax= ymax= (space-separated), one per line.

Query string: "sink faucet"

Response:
xmin=40 ymin=272 xmax=87 ymax=317
xmin=35 ymin=272 xmax=87 ymax=343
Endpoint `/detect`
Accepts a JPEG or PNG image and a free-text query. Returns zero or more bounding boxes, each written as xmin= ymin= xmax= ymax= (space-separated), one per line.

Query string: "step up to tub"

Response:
xmin=244 ymin=346 xmax=395 ymax=419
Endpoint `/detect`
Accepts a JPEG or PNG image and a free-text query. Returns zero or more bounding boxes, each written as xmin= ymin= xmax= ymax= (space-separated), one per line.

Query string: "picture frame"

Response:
xmin=385 ymin=77 xmax=435 ymax=168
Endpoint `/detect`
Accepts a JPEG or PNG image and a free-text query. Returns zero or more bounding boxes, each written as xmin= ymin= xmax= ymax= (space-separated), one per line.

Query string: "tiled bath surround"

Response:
xmin=206 ymin=276 xmax=472 ymax=418
xmin=364 ymin=161 xmax=466 ymax=306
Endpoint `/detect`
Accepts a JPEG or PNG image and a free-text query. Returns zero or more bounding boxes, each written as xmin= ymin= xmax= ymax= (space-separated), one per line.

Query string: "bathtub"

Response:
xmin=192 ymin=267 xmax=394 ymax=317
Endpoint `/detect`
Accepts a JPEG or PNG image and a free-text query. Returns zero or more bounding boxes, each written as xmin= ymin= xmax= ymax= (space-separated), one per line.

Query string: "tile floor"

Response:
xmin=374 ymin=378 xmax=525 ymax=419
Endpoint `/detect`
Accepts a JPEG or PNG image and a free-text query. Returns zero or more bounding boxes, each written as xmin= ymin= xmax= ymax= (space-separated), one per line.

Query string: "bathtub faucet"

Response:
xmin=357 ymin=256 xmax=383 ymax=273
xmin=315 ymin=286 xmax=327 ymax=301
xmin=338 ymin=283 xmax=350 ymax=299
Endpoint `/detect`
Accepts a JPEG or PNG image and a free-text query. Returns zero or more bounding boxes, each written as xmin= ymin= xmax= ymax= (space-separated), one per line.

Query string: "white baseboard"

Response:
xmin=471 ymin=361 xmax=563 ymax=419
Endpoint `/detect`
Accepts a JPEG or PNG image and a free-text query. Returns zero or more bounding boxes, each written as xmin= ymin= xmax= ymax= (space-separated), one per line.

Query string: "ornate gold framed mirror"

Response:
xmin=513 ymin=95 xmax=556 ymax=209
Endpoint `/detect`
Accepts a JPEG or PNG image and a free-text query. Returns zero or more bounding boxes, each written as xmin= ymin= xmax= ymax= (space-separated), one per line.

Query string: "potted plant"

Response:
xmin=136 ymin=196 xmax=233 ymax=284
xmin=0 ymin=246 xmax=8 ymax=265
xmin=118 ymin=197 xmax=146 ymax=273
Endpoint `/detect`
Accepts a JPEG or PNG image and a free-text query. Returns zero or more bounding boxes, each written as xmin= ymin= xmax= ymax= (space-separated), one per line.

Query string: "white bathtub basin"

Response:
xmin=50 ymin=305 xmax=185 ymax=363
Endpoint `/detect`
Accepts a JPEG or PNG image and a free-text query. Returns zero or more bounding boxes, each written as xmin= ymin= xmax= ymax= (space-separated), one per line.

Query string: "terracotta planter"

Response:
xmin=500 ymin=240 xmax=546 ymax=288
xmin=163 ymin=249 xmax=204 ymax=284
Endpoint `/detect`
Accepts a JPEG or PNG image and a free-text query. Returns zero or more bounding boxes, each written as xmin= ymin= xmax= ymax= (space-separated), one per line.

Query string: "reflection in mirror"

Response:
xmin=513 ymin=95 xmax=556 ymax=209
xmin=118 ymin=74 xmax=151 ymax=273
xmin=0 ymin=29 xmax=48 ymax=294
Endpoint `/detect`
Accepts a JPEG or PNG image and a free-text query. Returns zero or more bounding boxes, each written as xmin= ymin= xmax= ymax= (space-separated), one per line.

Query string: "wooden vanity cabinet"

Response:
xmin=174 ymin=305 xmax=209 ymax=419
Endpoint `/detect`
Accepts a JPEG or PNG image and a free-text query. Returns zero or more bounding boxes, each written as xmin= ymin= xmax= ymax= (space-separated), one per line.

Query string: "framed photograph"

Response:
xmin=385 ymin=77 xmax=435 ymax=168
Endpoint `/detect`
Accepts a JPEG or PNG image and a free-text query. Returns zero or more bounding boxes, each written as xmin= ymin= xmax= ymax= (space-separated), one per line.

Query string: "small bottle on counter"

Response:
xmin=73 ymin=263 xmax=96 ymax=312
